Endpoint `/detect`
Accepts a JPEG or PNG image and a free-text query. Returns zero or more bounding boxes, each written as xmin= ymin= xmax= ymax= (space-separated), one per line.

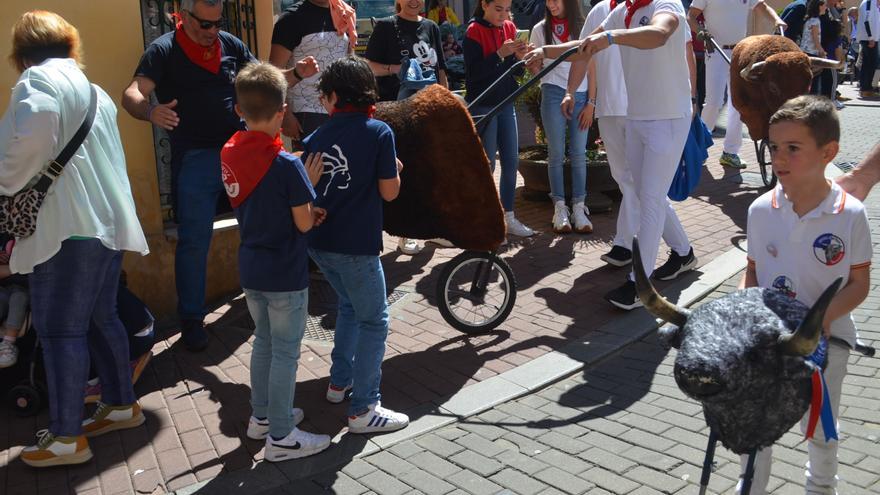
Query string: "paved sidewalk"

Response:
xmin=1 ymin=85 xmax=877 ymax=495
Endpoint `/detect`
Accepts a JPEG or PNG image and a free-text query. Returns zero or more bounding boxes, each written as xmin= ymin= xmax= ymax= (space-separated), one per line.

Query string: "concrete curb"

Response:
xmin=174 ymin=244 xmax=748 ymax=494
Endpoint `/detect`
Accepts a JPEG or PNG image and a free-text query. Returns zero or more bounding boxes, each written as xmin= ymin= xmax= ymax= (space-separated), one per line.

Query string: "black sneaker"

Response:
xmin=181 ymin=319 xmax=209 ymax=352
xmin=600 ymin=245 xmax=633 ymax=267
xmin=604 ymin=280 xmax=642 ymax=310
xmin=652 ymin=248 xmax=698 ymax=281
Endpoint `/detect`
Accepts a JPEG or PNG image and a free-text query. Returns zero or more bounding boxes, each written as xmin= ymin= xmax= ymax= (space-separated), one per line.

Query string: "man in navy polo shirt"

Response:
xmin=121 ymin=0 xmax=315 ymax=351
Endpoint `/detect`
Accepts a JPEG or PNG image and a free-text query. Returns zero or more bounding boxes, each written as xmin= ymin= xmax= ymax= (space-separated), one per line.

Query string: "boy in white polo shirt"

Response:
xmin=742 ymin=95 xmax=871 ymax=494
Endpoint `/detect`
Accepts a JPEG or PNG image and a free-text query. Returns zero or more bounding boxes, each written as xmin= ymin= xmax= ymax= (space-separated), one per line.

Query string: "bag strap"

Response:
xmin=33 ymin=84 xmax=98 ymax=193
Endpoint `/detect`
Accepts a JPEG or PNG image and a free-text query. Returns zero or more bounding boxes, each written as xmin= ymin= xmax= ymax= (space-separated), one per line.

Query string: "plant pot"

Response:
xmin=518 ymin=146 xmax=618 ymax=213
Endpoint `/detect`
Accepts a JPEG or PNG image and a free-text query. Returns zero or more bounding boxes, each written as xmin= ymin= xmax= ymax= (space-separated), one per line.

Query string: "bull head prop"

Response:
xmin=632 ymin=239 xmax=842 ymax=454
xmin=730 ymin=35 xmax=842 ymax=142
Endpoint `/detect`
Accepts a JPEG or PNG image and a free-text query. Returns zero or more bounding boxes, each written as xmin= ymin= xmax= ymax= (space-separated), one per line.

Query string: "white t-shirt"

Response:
xmin=856 ymin=0 xmax=880 ymax=42
xmin=530 ymin=20 xmax=589 ymax=92
xmin=801 ymin=17 xmax=822 ymax=54
xmin=747 ymin=182 xmax=872 ymax=346
xmin=690 ymin=0 xmax=761 ymax=46
xmin=601 ymin=0 xmax=692 ymax=120
xmin=583 ymin=0 xmax=627 ymax=118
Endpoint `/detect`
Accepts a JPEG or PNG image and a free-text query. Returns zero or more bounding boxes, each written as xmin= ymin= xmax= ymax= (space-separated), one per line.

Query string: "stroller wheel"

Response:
xmin=8 ymin=384 xmax=42 ymax=417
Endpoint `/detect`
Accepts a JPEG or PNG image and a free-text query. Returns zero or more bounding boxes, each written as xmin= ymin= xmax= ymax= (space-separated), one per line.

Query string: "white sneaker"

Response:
xmin=426 ymin=238 xmax=455 ymax=248
xmin=571 ymin=202 xmax=593 ymax=234
xmin=397 ymin=238 xmax=422 ymax=255
xmin=552 ymin=201 xmax=572 ymax=234
xmin=348 ymin=402 xmax=409 ymax=434
xmin=326 ymin=383 xmax=352 ymax=404
xmin=505 ymin=213 xmax=535 ymax=237
xmin=246 ymin=408 xmax=305 ymax=440
xmin=833 ymin=100 xmax=845 ymax=110
xmin=0 ymin=340 xmax=18 ymax=368
xmin=264 ymin=427 xmax=332 ymax=462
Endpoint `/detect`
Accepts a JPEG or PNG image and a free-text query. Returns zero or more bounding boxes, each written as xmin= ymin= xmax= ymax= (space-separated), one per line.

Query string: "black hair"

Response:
xmin=318 ymin=56 xmax=379 ymax=108
xmin=806 ymin=0 xmax=825 ymax=19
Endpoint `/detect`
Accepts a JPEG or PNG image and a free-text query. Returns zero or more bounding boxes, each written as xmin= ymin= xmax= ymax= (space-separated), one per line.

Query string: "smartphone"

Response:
xmin=515 ymin=29 xmax=530 ymax=44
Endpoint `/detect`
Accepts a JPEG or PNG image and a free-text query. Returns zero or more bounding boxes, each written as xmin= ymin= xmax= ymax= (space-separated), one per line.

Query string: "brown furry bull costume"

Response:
xmin=731 ymin=35 xmax=840 ymax=141
xmin=375 ymin=85 xmax=505 ymax=251
xmin=632 ymin=239 xmax=841 ymax=454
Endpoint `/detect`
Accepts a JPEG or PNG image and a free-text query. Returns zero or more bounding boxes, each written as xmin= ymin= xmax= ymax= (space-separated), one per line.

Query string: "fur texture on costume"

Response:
xmin=669 ymin=289 xmax=816 ymax=454
xmin=376 ymin=85 xmax=506 ymax=251
xmin=731 ymin=35 xmax=838 ymax=141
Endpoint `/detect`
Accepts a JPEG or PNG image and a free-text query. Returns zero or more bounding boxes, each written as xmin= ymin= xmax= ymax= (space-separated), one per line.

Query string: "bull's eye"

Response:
xmin=747 ymin=348 xmax=764 ymax=363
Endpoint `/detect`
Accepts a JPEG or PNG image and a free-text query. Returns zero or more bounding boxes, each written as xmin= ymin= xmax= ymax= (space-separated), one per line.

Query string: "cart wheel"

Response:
xmin=8 ymin=384 xmax=42 ymax=417
xmin=437 ymin=251 xmax=516 ymax=334
xmin=758 ymin=139 xmax=777 ymax=188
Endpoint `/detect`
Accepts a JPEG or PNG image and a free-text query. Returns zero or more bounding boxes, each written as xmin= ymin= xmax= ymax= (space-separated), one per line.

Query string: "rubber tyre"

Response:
xmin=8 ymin=383 xmax=42 ymax=417
xmin=436 ymin=251 xmax=517 ymax=334
xmin=758 ymin=140 xmax=777 ymax=188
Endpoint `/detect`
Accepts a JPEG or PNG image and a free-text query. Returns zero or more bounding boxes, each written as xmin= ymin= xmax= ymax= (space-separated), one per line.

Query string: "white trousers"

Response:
xmin=701 ymin=48 xmax=743 ymax=155
xmin=736 ymin=344 xmax=849 ymax=495
xmin=599 ymin=116 xmax=638 ymax=250
xmin=624 ymin=116 xmax=692 ymax=279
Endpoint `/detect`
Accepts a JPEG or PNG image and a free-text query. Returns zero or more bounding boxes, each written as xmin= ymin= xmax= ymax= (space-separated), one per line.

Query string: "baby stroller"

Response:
xmin=3 ymin=282 xmax=155 ymax=417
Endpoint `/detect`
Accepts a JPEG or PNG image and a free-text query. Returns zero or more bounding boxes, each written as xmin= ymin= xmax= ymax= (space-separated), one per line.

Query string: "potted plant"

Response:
xmin=515 ymin=73 xmax=618 ymax=212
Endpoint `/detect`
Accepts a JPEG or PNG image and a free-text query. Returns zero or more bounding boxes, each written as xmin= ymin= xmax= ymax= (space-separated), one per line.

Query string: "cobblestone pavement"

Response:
xmin=1 ymin=84 xmax=877 ymax=495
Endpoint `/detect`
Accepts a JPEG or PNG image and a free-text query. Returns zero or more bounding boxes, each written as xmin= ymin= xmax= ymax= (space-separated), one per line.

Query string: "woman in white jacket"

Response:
xmin=1 ymin=11 xmax=149 ymax=467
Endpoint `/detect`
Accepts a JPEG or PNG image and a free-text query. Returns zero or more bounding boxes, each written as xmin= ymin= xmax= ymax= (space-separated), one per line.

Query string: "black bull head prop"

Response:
xmin=632 ymin=239 xmax=842 ymax=454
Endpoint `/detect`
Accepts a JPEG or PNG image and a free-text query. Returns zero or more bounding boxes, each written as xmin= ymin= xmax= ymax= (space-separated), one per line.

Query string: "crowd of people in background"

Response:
xmin=2 ymin=1 xmax=880 ymax=489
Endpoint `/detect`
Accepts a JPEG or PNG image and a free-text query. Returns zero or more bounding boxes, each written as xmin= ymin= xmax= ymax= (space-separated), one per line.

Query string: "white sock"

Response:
xmin=505 ymin=211 xmax=515 ymax=221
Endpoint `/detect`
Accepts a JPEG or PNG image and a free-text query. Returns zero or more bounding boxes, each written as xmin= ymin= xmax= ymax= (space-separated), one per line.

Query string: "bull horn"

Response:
xmin=809 ymin=57 xmax=843 ymax=70
xmin=739 ymin=60 xmax=766 ymax=81
xmin=632 ymin=238 xmax=689 ymax=328
xmin=778 ymin=277 xmax=844 ymax=355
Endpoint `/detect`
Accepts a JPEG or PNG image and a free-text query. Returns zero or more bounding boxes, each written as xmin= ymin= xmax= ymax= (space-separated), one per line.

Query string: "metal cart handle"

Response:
xmin=468 ymin=46 xmax=581 ymax=130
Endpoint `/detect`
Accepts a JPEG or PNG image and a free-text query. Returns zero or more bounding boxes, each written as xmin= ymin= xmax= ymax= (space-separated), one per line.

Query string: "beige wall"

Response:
xmin=1 ymin=1 xmax=275 ymax=320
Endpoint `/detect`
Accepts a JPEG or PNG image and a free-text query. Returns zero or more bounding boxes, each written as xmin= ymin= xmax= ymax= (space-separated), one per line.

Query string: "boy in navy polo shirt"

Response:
xmin=304 ymin=57 xmax=409 ymax=434
xmin=741 ymin=96 xmax=871 ymax=494
xmin=221 ymin=62 xmax=331 ymax=461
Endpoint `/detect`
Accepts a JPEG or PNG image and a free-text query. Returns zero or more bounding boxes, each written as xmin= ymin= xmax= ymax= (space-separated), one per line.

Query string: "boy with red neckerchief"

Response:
xmin=221 ymin=62 xmax=331 ymax=462
xmin=303 ymin=56 xmax=410 ymax=434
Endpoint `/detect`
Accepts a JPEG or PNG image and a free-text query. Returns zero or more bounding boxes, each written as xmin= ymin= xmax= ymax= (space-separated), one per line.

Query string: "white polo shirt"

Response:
xmin=690 ymin=0 xmax=761 ymax=46
xmin=530 ymin=20 xmax=589 ymax=93
xmin=747 ymin=182 xmax=872 ymax=346
xmin=583 ymin=0 xmax=627 ymax=118
xmin=601 ymin=0 xmax=692 ymax=121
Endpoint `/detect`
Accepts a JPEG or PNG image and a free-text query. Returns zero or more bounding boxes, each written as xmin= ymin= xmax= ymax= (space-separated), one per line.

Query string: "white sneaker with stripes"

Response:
xmin=348 ymin=402 xmax=409 ymax=434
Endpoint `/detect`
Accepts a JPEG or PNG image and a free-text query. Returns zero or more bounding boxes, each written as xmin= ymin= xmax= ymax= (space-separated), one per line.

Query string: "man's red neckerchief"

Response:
xmin=172 ymin=14 xmax=221 ymax=74
xmin=608 ymin=0 xmax=654 ymax=28
xmin=220 ymin=131 xmax=284 ymax=208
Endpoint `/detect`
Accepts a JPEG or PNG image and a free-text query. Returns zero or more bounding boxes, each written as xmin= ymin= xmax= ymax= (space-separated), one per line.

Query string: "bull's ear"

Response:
xmin=633 ymin=238 xmax=690 ymax=328
xmin=739 ymin=61 xmax=766 ymax=81
xmin=657 ymin=325 xmax=682 ymax=349
xmin=778 ymin=277 xmax=844 ymax=355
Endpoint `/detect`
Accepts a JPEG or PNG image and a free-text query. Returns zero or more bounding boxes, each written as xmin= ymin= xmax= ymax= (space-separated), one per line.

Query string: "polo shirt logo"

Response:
xmin=813 ymin=233 xmax=845 ymax=266
xmin=772 ymin=275 xmax=797 ymax=298
xmin=639 ymin=16 xmax=650 ymax=26
xmin=320 ymin=144 xmax=351 ymax=196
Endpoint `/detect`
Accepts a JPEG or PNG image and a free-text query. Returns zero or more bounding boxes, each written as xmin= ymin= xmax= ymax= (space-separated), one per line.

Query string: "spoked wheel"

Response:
xmin=437 ymin=251 xmax=516 ymax=334
xmin=757 ymin=139 xmax=777 ymax=188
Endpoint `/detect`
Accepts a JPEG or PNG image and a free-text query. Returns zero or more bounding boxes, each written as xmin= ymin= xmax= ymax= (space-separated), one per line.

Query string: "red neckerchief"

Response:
xmin=220 ymin=131 xmax=284 ymax=208
xmin=623 ymin=0 xmax=653 ymax=28
xmin=172 ymin=14 xmax=221 ymax=74
xmin=331 ymin=104 xmax=377 ymax=118
xmin=550 ymin=17 xmax=570 ymax=42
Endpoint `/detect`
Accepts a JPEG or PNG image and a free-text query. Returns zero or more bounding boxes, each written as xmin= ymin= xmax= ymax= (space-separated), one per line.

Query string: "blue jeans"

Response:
xmin=473 ymin=104 xmax=519 ymax=211
xmin=308 ymin=248 xmax=388 ymax=415
xmin=540 ymin=84 xmax=588 ymax=203
xmin=29 ymin=239 xmax=134 ymax=437
xmin=244 ymin=288 xmax=308 ymax=438
xmin=175 ymin=148 xmax=225 ymax=320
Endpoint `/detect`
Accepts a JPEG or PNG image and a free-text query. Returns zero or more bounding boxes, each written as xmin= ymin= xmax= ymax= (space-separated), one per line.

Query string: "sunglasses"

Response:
xmin=185 ymin=10 xmax=226 ymax=30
